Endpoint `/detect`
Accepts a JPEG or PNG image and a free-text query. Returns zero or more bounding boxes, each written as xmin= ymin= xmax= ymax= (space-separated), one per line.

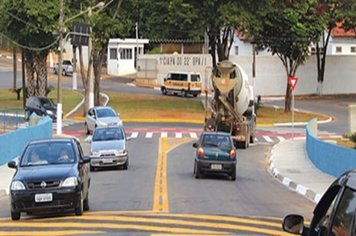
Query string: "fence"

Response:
xmin=0 ymin=109 xmax=25 ymax=134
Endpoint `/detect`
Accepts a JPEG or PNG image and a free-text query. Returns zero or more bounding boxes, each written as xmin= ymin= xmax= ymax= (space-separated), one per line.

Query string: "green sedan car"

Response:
xmin=193 ymin=131 xmax=237 ymax=181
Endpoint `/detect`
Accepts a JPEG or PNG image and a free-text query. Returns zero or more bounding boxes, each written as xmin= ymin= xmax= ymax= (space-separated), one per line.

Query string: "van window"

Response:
xmin=181 ymin=74 xmax=188 ymax=82
xmin=171 ymin=73 xmax=180 ymax=81
xmin=191 ymin=74 xmax=200 ymax=82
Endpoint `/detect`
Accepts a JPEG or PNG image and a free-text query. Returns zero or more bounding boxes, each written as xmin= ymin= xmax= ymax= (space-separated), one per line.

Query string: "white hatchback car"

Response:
xmin=85 ymin=106 xmax=123 ymax=134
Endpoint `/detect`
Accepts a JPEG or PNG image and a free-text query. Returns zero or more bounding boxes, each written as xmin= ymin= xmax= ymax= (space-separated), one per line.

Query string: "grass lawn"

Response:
xmin=0 ymin=89 xmax=329 ymax=124
xmin=0 ymin=88 xmax=82 ymax=114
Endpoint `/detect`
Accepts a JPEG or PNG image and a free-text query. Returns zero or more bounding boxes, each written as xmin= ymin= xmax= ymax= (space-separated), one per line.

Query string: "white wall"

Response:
xmin=231 ymin=55 xmax=356 ymax=96
xmin=138 ymin=54 xmax=356 ymax=96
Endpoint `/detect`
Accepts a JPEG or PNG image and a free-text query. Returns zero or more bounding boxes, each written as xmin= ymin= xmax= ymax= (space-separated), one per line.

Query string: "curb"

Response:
xmin=267 ymin=141 xmax=322 ymax=204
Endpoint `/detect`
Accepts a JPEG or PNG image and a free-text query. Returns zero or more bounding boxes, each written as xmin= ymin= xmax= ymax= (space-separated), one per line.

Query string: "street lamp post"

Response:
xmin=56 ymin=1 xmax=105 ymax=135
xmin=88 ymin=7 xmax=94 ymax=109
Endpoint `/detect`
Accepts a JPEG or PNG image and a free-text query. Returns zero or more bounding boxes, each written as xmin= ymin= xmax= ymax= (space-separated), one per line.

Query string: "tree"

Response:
xmin=251 ymin=0 xmax=324 ymax=112
xmin=0 ymin=0 xmax=58 ymax=97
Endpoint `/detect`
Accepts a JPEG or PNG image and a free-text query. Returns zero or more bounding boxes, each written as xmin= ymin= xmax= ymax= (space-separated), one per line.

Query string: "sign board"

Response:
xmin=288 ymin=76 xmax=298 ymax=91
xmin=71 ymin=22 xmax=90 ymax=46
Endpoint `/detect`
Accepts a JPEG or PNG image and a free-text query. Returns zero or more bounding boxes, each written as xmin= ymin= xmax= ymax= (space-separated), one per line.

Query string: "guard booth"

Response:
xmin=107 ymin=38 xmax=149 ymax=76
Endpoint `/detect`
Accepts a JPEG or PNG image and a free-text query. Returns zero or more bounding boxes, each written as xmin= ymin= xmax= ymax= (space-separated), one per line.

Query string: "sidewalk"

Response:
xmin=268 ymin=137 xmax=336 ymax=203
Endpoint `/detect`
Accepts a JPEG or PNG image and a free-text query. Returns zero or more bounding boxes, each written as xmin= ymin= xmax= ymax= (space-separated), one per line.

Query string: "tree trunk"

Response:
xmin=21 ymin=49 xmax=26 ymax=108
xmin=93 ymin=45 xmax=106 ymax=106
xmin=284 ymin=83 xmax=292 ymax=113
xmin=13 ymin=47 xmax=17 ymax=91
xmin=24 ymin=51 xmax=36 ymax=97
xmin=34 ymin=52 xmax=48 ymax=97
xmin=79 ymin=46 xmax=89 ymax=116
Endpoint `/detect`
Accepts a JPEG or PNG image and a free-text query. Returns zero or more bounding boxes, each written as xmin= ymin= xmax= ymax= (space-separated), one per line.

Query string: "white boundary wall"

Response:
xmin=137 ymin=54 xmax=356 ymax=96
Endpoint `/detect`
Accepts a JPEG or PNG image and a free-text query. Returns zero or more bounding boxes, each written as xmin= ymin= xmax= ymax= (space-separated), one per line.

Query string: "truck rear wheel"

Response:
xmin=161 ymin=87 xmax=167 ymax=95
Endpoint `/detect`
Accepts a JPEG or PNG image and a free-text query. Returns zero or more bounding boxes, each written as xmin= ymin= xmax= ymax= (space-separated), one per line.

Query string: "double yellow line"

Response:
xmin=152 ymin=137 xmax=194 ymax=212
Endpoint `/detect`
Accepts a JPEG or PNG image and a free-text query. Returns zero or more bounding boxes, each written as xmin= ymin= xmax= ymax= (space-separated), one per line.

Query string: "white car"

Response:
xmin=53 ymin=60 xmax=73 ymax=76
xmin=89 ymin=126 xmax=130 ymax=171
xmin=85 ymin=106 xmax=123 ymax=134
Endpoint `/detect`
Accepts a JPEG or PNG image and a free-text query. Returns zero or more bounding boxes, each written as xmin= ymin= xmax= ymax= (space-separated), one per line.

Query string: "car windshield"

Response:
xmin=21 ymin=142 xmax=76 ymax=166
xmin=96 ymin=108 xmax=117 ymax=118
xmin=39 ymin=97 xmax=55 ymax=107
xmin=201 ymin=134 xmax=232 ymax=151
xmin=93 ymin=128 xmax=124 ymax=142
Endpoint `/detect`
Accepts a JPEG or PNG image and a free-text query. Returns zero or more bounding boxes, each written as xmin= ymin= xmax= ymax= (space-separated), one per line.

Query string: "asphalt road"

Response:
xmin=0 ymin=123 xmax=315 ymax=235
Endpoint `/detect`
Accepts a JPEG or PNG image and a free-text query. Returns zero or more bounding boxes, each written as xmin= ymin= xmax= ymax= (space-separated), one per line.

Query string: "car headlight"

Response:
xmin=90 ymin=150 xmax=100 ymax=157
xmin=97 ymin=120 xmax=106 ymax=126
xmin=11 ymin=181 xmax=26 ymax=191
xmin=46 ymin=110 xmax=54 ymax=115
xmin=62 ymin=177 xmax=78 ymax=187
xmin=114 ymin=149 xmax=127 ymax=155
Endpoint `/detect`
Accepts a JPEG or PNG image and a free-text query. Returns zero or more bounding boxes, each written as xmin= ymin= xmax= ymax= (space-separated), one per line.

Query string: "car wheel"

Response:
xmin=53 ymin=68 xmax=57 ymax=74
xmin=161 ymin=87 xmax=167 ymax=95
xmin=182 ymin=90 xmax=187 ymax=97
xmin=123 ymin=159 xmax=129 ymax=170
xmin=11 ymin=211 xmax=21 ymax=221
xmin=193 ymin=94 xmax=198 ymax=97
xmin=230 ymin=166 xmax=236 ymax=181
xmin=194 ymin=161 xmax=201 ymax=179
xmin=83 ymin=192 xmax=90 ymax=211
xmin=75 ymin=191 xmax=84 ymax=216
xmin=90 ymin=165 xmax=95 ymax=172
xmin=85 ymin=123 xmax=90 ymax=135
xmin=62 ymin=70 xmax=66 ymax=76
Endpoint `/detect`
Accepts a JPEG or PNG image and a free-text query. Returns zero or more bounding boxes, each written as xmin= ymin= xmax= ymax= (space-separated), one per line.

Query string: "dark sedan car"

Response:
xmin=7 ymin=138 xmax=90 ymax=220
xmin=24 ymin=96 xmax=57 ymax=121
xmin=193 ymin=131 xmax=237 ymax=180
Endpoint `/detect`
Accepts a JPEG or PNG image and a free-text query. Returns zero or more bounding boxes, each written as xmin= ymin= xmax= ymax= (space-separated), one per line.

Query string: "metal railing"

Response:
xmin=0 ymin=109 xmax=25 ymax=133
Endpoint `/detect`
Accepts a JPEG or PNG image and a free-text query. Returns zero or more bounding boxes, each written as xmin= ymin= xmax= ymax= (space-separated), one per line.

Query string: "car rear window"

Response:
xmin=202 ymin=134 xmax=232 ymax=150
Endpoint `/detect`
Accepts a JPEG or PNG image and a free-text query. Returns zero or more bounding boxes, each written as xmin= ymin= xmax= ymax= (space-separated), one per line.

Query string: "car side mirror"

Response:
xmin=282 ymin=214 xmax=304 ymax=234
xmin=192 ymin=143 xmax=199 ymax=148
xmin=8 ymin=161 xmax=17 ymax=169
xmin=85 ymin=136 xmax=92 ymax=143
xmin=81 ymin=156 xmax=91 ymax=164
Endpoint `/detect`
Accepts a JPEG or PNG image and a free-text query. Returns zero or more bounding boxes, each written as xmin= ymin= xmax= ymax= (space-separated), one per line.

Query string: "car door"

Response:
xmin=309 ymin=185 xmax=356 ymax=236
xmin=75 ymin=140 xmax=89 ymax=195
xmin=87 ymin=108 xmax=96 ymax=131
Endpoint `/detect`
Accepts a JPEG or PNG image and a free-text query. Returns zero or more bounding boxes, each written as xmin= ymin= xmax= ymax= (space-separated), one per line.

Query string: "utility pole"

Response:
xmin=88 ymin=7 xmax=94 ymax=109
xmin=135 ymin=22 xmax=139 ymax=69
xmin=56 ymin=0 xmax=64 ymax=135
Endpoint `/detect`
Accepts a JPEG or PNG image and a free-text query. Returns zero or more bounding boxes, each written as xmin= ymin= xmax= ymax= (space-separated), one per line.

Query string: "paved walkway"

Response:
xmin=268 ymin=137 xmax=335 ymax=203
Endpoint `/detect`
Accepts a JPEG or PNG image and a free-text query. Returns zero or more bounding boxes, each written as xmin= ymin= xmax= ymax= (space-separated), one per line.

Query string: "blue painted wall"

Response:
xmin=306 ymin=119 xmax=356 ymax=177
xmin=0 ymin=117 xmax=52 ymax=165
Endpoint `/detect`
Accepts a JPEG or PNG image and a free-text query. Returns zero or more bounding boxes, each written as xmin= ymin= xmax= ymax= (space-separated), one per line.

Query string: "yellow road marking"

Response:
xmin=0 ymin=222 xmax=226 ymax=235
xmin=153 ymin=138 xmax=194 ymax=212
xmin=0 ymin=231 xmax=103 ymax=236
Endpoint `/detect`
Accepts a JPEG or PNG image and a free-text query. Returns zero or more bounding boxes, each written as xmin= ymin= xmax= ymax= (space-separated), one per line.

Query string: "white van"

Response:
xmin=161 ymin=72 xmax=202 ymax=97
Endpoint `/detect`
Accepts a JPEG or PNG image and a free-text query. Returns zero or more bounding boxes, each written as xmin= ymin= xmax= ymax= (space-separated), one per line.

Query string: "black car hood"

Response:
xmin=15 ymin=164 xmax=77 ymax=182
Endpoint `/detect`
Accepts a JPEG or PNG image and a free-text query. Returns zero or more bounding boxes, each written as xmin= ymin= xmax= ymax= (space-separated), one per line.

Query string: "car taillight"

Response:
xmin=198 ymin=148 xmax=204 ymax=158
xmin=230 ymin=149 xmax=236 ymax=159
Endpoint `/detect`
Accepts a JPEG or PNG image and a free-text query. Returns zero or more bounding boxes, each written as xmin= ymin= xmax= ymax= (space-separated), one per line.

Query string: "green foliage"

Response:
xmin=350 ymin=133 xmax=356 ymax=144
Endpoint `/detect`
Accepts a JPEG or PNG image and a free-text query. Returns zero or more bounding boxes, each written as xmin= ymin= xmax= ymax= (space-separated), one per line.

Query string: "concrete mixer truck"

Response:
xmin=204 ymin=60 xmax=256 ymax=149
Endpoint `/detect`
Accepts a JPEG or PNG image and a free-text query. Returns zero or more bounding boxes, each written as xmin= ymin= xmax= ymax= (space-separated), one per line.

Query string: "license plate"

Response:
xmin=35 ymin=193 xmax=53 ymax=203
xmin=102 ymin=159 xmax=113 ymax=164
xmin=211 ymin=164 xmax=222 ymax=170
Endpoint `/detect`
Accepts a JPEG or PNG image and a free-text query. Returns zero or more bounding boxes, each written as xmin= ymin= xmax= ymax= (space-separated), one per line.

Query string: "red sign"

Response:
xmin=288 ymin=76 xmax=298 ymax=91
